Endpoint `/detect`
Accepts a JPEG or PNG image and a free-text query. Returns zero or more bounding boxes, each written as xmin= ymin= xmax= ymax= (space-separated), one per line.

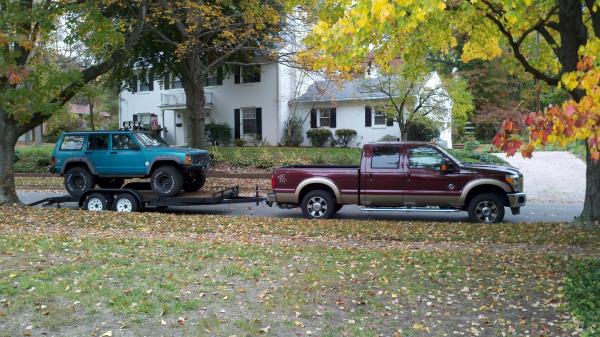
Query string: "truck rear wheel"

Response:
xmin=183 ymin=170 xmax=206 ymax=192
xmin=301 ymin=190 xmax=336 ymax=219
xmin=151 ymin=165 xmax=183 ymax=197
xmin=467 ymin=193 xmax=505 ymax=223
xmin=64 ymin=166 xmax=96 ymax=197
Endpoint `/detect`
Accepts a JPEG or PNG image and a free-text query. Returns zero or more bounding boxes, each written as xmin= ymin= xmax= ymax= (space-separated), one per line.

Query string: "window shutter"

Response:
xmin=234 ymin=66 xmax=241 ymax=84
xmin=256 ymin=108 xmax=262 ymax=137
xmin=330 ymin=108 xmax=336 ymax=128
xmin=386 ymin=117 xmax=394 ymax=126
xmin=310 ymin=109 xmax=317 ymax=128
xmin=234 ymin=109 xmax=241 ymax=139
xmin=217 ymin=67 xmax=223 ymax=85
xmin=131 ymin=75 xmax=138 ymax=93
xmin=365 ymin=106 xmax=372 ymax=127
xmin=148 ymin=71 xmax=154 ymax=91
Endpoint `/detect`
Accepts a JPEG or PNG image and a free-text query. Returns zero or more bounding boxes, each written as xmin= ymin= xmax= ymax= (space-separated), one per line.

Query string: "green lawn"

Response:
xmin=0 ymin=206 xmax=598 ymax=336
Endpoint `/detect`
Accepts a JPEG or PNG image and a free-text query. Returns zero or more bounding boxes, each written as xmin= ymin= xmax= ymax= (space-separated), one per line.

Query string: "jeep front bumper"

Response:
xmin=507 ymin=192 xmax=526 ymax=208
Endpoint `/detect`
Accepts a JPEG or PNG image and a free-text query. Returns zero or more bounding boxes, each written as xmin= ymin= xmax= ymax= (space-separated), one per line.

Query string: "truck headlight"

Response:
xmin=505 ymin=174 xmax=522 ymax=192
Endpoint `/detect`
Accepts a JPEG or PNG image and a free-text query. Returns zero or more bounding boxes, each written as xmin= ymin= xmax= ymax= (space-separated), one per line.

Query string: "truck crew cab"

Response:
xmin=268 ymin=142 xmax=526 ymax=223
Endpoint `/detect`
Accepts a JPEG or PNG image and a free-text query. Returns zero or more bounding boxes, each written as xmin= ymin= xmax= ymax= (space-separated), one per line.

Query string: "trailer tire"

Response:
xmin=300 ymin=190 xmax=336 ymax=219
xmin=84 ymin=193 xmax=110 ymax=212
xmin=151 ymin=165 xmax=183 ymax=197
xmin=183 ymin=170 xmax=206 ymax=192
xmin=113 ymin=193 xmax=140 ymax=213
xmin=64 ymin=166 xmax=96 ymax=197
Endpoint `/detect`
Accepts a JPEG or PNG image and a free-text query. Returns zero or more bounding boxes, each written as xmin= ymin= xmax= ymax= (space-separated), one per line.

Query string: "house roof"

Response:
xmin=293 ymin=78 xmax=390 ymax=103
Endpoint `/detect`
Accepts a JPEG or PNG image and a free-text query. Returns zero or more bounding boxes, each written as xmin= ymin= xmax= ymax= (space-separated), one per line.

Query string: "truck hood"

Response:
xmin=144 ymin=146 xmax=209 ymax=155
xmin=460 ymin=163 xmax=521 ymax=176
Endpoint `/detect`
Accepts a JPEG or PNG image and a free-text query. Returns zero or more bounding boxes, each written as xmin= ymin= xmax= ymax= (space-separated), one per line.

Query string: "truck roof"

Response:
xmin=61 ymin=130 xmax=146 ymax=135
xmin=364 ymin=141 xmax=437 ymax=146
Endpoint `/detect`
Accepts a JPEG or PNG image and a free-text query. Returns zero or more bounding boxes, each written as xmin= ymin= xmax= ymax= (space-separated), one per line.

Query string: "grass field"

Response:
xmin=0 ymin=206 xmax=599 ymax=336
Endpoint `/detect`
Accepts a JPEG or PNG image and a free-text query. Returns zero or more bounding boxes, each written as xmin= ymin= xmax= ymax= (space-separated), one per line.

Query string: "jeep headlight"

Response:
xmin=505 ymin=174 xmax=522 ymax=192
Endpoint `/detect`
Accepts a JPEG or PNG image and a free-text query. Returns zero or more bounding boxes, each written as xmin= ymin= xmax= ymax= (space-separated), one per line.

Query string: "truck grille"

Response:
xmin=191 ymin=153 xmax=211 ymax=167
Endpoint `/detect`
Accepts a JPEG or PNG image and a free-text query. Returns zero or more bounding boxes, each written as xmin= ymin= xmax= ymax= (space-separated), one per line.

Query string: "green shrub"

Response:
xmin=43 ymin=111 xmax=85 ymax=143
xmin=306 ymin=129 xmax=332 ymax=147
xmin=379 ymin=134 xmax=399 ymax=142
xmin=281 ymin=117 xmax=304 ymax=146
xmin=14 ymin=146 xmax=53 ymax=173
xmin=205 ymin=123 xmax=232 ymax=146
xmin=233 ymin=138 xmax=245 ymax=147
xmin=565 ymin=258 xmax=600 ymax=336
xmin=406 ymin=116 xmax=440 ymax=142
xmin=335 ymin=129 xmax=358 ymax=148
xmin=463 ymin=140 xmax=481 ymax=152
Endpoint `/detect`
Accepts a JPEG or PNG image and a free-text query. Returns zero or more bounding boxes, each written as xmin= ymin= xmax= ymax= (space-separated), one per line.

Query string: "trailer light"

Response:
xmin=185 ymin=154 xmax=191 ymax=166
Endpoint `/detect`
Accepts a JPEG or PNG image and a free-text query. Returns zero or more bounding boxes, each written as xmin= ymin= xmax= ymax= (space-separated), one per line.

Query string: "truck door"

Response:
xmin=360 ymin=145 xmax=409 ymax=206
xmin=85 ymin=134 xmax=110 ymax=174
xmin=109 ymin=133 xmax=146 ymax=175
xmin=403 ymin=145 xmax=465 ymax=207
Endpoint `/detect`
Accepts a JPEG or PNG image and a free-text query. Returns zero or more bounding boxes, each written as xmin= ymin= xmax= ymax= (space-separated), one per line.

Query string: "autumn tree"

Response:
xmin=294 ymin=0 xmax=600 ymax=225
xmin=113 ymin=0 xmax=283 ymax=148
xmin=0 ymin=0 xmax=148 ymax=204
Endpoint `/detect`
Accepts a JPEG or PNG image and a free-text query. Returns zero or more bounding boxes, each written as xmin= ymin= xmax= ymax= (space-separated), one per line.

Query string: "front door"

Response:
xmin=403 ymin=145 xmax=465 ymax=206
xmin=85 ymin=134 xmax=111 ymax=174
xmin=360 ymin=145 xmax=410 ymax=206
xmin=109 ymin=133 xmax=146 ymax=176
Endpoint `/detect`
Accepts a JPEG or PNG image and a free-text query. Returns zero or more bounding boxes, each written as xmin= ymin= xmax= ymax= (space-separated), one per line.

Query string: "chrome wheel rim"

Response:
xmin=116 ymin=198 xmax=133 ymax=212
xmin=475 ymin=201 xmax=498 ymax=222
xmin=87 ymin=197 xmax=104 ymax=211
xmin=307 ymin=196 xmax=328 ymax=218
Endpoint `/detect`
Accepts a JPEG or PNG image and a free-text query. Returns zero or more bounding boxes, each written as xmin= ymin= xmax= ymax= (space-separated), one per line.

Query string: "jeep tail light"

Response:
xmin=271 ymin=172 xmax=276 ymax=189
xmin=184 ymin=154 xmax=191 ymax=166
xmin=51 ymin=156 xmax=56 ymax=165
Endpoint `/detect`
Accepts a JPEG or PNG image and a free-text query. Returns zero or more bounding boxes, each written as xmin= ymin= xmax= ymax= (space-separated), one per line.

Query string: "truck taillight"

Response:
xmin=271 ymin=172 xmax=276 ymax=189
xmin=51 ymin=156 xmax=56 ymax=165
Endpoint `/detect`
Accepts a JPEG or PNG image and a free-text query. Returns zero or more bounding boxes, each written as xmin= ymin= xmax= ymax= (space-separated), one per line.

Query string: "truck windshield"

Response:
xmin=133 ymin=133 xmax=169 ymax=148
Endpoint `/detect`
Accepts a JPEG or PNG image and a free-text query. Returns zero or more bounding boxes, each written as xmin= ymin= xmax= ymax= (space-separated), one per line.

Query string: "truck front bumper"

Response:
xmin=507 ymin=192 xmax=526 ymax=215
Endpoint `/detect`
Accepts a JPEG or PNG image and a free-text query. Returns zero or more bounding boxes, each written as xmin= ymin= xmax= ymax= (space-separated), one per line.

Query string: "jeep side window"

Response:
xmin=88 ymin=134 xmax=108 ymax=150
xmin=409 ymin=146 xmax=443 ymax=171
xmin=112 ymin=134 xmax=139 ymax=150
xmin=60 ymin=135 xmax=84 ymax=151
xmin=371 ymin=147 xmax=400 ymax=169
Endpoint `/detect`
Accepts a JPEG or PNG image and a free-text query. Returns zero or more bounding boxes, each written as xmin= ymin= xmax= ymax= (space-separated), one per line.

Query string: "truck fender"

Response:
xmin=295 ymin=177 xmax=342 ymax=202
xmin=459 ymin=179 xmax=512 ymax=204
xmin=147 ymin=156 xmax=184 ymax=175
xmin=61 ymin=158 xmax=98 ymax=175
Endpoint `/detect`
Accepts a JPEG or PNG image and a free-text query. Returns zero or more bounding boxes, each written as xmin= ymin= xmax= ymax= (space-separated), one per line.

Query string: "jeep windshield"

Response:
xmin=133 ymin=133 xmax=169 ymax=148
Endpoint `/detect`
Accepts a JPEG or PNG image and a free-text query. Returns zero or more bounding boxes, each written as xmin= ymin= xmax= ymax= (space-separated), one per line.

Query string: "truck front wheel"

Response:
xmin=467 ymin=193 xmax=505 ymax=223
xmin=151 ymin=165 xmax=183 ymax=197
xmin=183 ymin=170 xmax=206 ymax=192
xmin=301 ymin=190 xmax=336 ymax=219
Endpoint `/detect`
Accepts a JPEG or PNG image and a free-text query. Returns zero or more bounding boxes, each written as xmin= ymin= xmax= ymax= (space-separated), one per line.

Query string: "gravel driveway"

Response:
xmin=495 ymin=151 xmax=585 ymax=203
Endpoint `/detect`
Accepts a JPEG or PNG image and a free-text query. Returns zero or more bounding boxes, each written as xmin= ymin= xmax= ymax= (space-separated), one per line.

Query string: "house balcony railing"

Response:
xmin=160 ymin=90 xmax=213 ymax=108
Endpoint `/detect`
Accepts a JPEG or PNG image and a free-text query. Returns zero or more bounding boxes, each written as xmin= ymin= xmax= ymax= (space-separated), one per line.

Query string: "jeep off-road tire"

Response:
xmin=467 ymin=193 xmax=505 ymax=223
xmin=300 ymin=190 xmax=336 ymax=219
xmin=97 ymin=178 xmax=125 ymax=189
xmin=183 ymin=170 xmax=207 ymax=192
xmin=150 ymin=165 xmax=183 ymax=197
xmin=64 ymin=166 xmax=96 ymax=197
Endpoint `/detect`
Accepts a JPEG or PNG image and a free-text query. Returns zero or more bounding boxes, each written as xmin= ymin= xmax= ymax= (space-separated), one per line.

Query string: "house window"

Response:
xmin=319 ymin=109 xmax=331 ymax=127
xmin=373 ymin=110 xmax=387 ymax=126
xmin=172 ymin=75 xmax=182 ymax=89
xmin=163 ymin=73 xmax=182 ymax=90
xmin=241 ymin=65 xmax=261 ymax=83
xmin=206 ymin=68 xmax=223 ymax=86
xmin=138 ymin=71 xmax=153 ymax=92
xmin=242 ymin=107 xmax=257 ymax=134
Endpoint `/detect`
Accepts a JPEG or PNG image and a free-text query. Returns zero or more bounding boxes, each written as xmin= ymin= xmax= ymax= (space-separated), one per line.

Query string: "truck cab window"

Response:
xmin=409 ymin=146 xmax=443 ymax=171
xmin=371 ymin=147 xmax=400 ymax=169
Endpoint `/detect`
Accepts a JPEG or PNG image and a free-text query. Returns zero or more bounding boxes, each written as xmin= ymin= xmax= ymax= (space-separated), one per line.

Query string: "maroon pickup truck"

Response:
xmin=267 ymin=142 xmax=526 ymax=223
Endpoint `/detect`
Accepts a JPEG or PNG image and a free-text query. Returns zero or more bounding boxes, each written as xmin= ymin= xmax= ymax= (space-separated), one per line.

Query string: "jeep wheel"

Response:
xmin=301 ymin=190 xmax=336 ymax=219
xmin=150 ymin=165 xmax=183 ymax=197
xmin=64 ymin=167 xmax=96 ymax=197
xmin=183 ymin=170 xmax=206 ymax=192
xmin=84 ymin=193 xmax=110 ymax=212
xmin=97 ymin=178 xmax=125 ymax=189
xmin=467 ymin=193 xmax=505 ymax=223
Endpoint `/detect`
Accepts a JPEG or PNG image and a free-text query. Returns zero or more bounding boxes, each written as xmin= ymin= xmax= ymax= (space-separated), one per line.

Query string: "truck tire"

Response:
xmin=84 ymin=193 xmax=110 ymax=212
xmin=301 ymin=190 xmax=336 ymax=219
xmin=97 ymin=178 xmax=125 ymax=189
xmin=113 ymin=193 xmax=139 ymax=213
xmin=150 ymin=165 xmax=183 ymax=197
xmin=183 ymin=170 xmax=206 ymax=192
xmin=467 ymin=193 xmax=505 ymax=223
xmin=64 ymin=166 xmax=96 ymax=197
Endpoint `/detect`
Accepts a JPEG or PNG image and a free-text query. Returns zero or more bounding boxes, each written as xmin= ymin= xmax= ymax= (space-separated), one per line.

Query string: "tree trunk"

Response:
xmin=578 ymin=147 xmax=600 ymax=226
xmin=89 ymin=98 xmax=95 ymax=131
xmin=184 ymin=76 xmax=207 ymax=148
xmin=0 ymin=111 xmax=21 ymax=205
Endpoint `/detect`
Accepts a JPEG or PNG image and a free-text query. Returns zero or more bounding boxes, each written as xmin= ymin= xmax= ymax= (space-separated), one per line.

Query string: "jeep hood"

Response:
xmin=144 ymin=146 xmax=209 ymax=155
xmin=460 ymin=163 xmax=521 ymax=176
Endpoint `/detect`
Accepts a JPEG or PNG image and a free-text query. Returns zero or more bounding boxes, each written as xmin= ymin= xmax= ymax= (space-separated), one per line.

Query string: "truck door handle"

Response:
xmin=85 ymin=151 xmax=92 ymax=155
xmin=368 ymin=173 xmax=373 ymax=182
xmin=110 ymin=151 xmax=117 ymax=154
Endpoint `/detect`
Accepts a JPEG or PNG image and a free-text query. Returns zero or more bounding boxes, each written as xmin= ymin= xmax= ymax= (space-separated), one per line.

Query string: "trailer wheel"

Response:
xmin=113 ymin=193 xmax=139 ymax=213
xmin=301 ymin=190 xmax=336 ymax=219
xmin=84 ymin=193 xmax=110 ymax=212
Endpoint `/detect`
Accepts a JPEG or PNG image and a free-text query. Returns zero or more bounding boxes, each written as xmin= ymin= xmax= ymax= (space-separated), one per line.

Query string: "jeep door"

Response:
xmin=109 ymin=134 xmax=146 ymax=175
xmin=360 ymin=145 xmax=409 ymax=205
xmin=85 ymin=134 xmax=111 ymax=174
xmin=403 ymin=145 xmax=466 ymax=207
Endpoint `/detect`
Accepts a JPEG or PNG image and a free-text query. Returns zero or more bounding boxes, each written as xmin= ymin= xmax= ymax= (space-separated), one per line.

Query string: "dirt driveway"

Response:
xmin=495 ymin=151 xmax=585 ymax=203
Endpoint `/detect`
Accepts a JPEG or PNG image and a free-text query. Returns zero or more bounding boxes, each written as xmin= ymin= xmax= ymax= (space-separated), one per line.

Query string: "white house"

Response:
xmin=119 ymin=66 xmax=453 ymax=147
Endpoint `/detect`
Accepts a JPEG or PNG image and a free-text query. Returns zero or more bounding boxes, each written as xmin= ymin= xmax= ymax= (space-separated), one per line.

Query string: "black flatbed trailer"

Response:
xmin=29 ymin=182 xmax=265 ymax=212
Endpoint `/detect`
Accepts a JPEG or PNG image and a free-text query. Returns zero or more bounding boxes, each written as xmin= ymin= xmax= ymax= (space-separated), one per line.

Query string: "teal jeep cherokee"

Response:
xmin=50 ymin=131 xmax=210 ymax=197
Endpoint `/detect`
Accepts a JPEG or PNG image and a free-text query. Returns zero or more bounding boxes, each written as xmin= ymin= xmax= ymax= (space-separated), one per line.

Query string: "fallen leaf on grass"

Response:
xmin=101 ymin=331 xmax=112 ymax=337
xmin=293 ymin=320 xmax=304 ymax=328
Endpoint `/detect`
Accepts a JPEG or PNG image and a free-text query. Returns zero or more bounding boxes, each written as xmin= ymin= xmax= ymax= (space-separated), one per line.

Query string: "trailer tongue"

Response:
xmin=29 ymin=182 xmax=266 ymax=212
